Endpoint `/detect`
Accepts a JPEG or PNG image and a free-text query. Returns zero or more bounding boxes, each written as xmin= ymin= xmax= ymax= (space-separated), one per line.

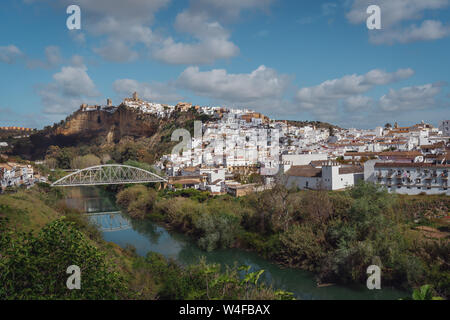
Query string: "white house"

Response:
xmin=285 ymin=161 xmax=364 ymax=191
xmin=281 ymin=153 xmax=328 ymax=172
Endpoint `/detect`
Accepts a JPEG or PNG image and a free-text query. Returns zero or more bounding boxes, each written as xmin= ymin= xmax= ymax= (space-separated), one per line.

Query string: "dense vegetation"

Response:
xmin=117 ymin=181 xmax=449 ymax=299
xmin=0 ymin=218 xmax=126 ymax=299
xmin=0 ymin=186 xmax=286 ymax=300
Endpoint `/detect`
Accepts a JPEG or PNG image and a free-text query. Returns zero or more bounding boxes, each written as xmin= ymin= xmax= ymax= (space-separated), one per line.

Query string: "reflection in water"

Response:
xmin=87 ymin=212 xmax=132 ymax=232
xmin=65 ymin=187 xmax=407 ymax=300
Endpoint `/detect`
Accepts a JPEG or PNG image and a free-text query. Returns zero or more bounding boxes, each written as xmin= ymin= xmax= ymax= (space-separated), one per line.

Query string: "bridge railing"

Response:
xmin=51 ymin=164 xmax=168 ymax=187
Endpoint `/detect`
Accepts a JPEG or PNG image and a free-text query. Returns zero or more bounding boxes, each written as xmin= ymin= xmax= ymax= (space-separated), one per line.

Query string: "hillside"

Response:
xmin=10 ymin=104 xmax=213 ymax=162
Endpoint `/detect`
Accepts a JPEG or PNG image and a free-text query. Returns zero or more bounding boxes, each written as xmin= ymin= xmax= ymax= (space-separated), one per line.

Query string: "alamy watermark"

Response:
xmin=66 ymin=5 xmax=81 ymax=30
xmin=66 ymin=265 xmax=81 ymax=290
xmin=367 ymin=5 xmax=381 ymax=30
xmin=366 ymin=265 xmax=381 ymax=290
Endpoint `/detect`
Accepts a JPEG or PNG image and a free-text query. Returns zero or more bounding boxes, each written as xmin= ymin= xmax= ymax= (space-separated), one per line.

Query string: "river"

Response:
xmin=65 ymin=187 xmax=408 ymax=300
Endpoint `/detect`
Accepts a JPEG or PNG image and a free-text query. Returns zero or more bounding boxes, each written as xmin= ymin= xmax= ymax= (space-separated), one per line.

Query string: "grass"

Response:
xmin=0 ymin=189 xmax=60 ymax=234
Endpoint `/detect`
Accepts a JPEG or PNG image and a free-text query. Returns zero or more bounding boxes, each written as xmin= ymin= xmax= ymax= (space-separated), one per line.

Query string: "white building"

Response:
xmin=439 ymin=120 xmax=450 ymax=137
xmin=365 ymin=160 xmax=449 ymax=195
xmin=281 ymin=153 xmax=328 ymax=172
xmin=285 ymin=161 xmax=364 ymax=191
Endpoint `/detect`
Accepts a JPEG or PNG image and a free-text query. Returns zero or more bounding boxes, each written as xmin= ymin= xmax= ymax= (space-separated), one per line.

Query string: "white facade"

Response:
xmin=286 ymin=162 xmax=364 ymax=191
xmin=439 ymin=120 xmax=450 ymax=136
xmin=281 ymin=153 xmax=328 ymax=172
xmin=365 ymin=160 xmax=449 ymax=195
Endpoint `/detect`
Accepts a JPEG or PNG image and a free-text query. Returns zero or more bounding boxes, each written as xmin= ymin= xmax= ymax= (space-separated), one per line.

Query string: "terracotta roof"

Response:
xmin=310 ymin=160 xmax=329 ymax=167
xmin=0 ymin=164 xmax=13 ymax=170
xmin=374 ymin=162 xmax=450 ymax=169
xmin=379 ymin=151 xmax=422 ymax=157
xmin=169 ymin=179 xmax=201 ymax=185
xmin=183 ymin=166 xmax=198 ymax=172
xmin=285 ymin=165 xmax=322 ymax=177
xmin=344 ymin=152 xmax=379 ymax=157
xmin=211 ymin=179 xmax=222 ymax=185
xmin=339 ymin=166 xmax=364 ymax=174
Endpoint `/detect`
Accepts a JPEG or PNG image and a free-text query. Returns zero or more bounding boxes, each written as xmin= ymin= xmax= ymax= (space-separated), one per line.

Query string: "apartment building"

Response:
xmin=365 ymin=161 xmax=449 ymax=195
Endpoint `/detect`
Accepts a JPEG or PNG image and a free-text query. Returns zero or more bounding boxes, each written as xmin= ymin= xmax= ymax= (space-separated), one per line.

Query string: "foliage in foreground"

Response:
xmin=0 ymin=219 xmax=127 ymax=300
xmin=0 ymin=191 xmax=293 ymax=300
xmin=117 ymin=181 xmax=449 ymax=298
xmin=135 ymin=253 xmax=293 ymax=300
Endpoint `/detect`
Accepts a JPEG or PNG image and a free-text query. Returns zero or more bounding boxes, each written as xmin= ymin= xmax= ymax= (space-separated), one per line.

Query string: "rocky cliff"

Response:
xmin=54 ymin=105 xmax=161 ymax=141
xmin=12 ymin=105 xmax=210 ymax=160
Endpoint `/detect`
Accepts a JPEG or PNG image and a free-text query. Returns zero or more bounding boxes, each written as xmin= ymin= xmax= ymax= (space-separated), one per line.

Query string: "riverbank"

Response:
xmin=116 ymin=182 xmax=449 ymax=299
xmin=0 ymin=185 xmax=290 ymax=300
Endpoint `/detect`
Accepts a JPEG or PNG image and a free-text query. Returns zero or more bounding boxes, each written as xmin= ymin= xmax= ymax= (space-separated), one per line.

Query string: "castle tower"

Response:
xmin=107 ymin=98 xmax=112 ymax=106
xmin=133 ymin=92 xmax=138 ymax=101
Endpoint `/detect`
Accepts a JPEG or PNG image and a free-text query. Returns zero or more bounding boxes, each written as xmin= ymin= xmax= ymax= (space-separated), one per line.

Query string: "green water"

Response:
xmin=65 ymin=187 xmax=408 ymax=300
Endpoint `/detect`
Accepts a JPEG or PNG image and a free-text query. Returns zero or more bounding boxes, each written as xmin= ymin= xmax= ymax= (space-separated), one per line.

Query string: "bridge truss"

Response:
xmin=51 ymin=164 xmax=167 ymax=187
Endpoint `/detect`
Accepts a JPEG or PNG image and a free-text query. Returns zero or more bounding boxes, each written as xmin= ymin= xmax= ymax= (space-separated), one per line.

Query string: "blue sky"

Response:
xmin=0 ymin=0 xmax=449 ymax=129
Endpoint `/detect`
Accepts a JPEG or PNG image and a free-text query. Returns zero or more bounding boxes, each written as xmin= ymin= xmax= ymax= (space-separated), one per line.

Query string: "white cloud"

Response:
xmin=27 ymin=0 xmax=272 ymax=65
xmin=26 ymin=45 xmax=62 ymax=69
xmin=370 ymin=20 xmax=450 ymax=44
xmin=346 ymin=0 xmax=450 ymax=44
xmin=153 ymin=37 xmax=239 ymax=65
xmin=186 ymin=0 xmax=273 ymax=22
xmin=69 ymin=31 xmax=86 ymax=45
xmin=295 ymin=68 xmax=414 ymax=110
xmin=154 ymin=0 xmax=273 ymax=65
xmin=28 ymin=0 xmax=169 ymax=62
xmin=346 ymin=0 xmax=449 ymax=27
xmin=0 ymin=45 xmax=23 ymax=64
xmin=153 ymin=9 xmax=240 ymax=65
xmin=93 ymin=39 xmax=139 ymax=63
xmin=177 ymin=65 xmax=290 ymax=104
xmin=379 ymin=83 xmax=443 ymax=111
xmin=322 ymin=3 xmax=338 ymax=16
xmin=113 ymin=79 xmax=183 ymax=104
xmin=343 ymin=95 xmax=373 ymax=111
xmin=38 ymin=64 xmax=100 ymax=114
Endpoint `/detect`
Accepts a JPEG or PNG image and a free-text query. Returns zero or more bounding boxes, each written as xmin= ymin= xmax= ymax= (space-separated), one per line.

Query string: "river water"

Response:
xmin=65 ymin=187 xmax=407 ymax=300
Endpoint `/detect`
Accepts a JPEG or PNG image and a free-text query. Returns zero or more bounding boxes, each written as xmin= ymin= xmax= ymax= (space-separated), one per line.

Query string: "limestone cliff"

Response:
xmin=12 ymin=104 xmax=211 ymax=160
xmin=53 ymin=105 xmax=161 ymax=141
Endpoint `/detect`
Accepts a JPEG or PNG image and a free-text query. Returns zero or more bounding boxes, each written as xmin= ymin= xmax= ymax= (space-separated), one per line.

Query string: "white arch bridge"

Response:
xmin=51 ymin=164 xmax=168 ymax=187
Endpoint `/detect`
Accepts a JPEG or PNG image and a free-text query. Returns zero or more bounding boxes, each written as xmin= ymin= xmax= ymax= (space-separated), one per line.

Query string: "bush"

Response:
xmin=0 ymin=219 xmax=127 ymax=299
xmin=116 ymin=185 xmax=156 ymax=218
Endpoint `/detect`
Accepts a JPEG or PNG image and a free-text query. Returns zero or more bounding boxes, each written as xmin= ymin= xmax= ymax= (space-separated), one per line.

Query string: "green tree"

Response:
xmin=0 ymin=219 xmax=126 ymax=299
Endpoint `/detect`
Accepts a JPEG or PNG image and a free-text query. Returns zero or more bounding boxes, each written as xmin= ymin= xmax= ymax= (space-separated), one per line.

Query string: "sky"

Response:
xmin=0 ymin=0 xmax=449 ymax=129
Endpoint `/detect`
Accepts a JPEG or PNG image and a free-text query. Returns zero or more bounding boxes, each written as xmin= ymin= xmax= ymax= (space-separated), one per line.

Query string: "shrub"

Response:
xmin=0 ymin=219 xmax=127 ymax=299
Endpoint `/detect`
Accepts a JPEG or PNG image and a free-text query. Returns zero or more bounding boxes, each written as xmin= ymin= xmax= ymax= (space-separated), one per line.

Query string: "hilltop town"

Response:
xmin=1 ymin=92 xmax=449 ymax=195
